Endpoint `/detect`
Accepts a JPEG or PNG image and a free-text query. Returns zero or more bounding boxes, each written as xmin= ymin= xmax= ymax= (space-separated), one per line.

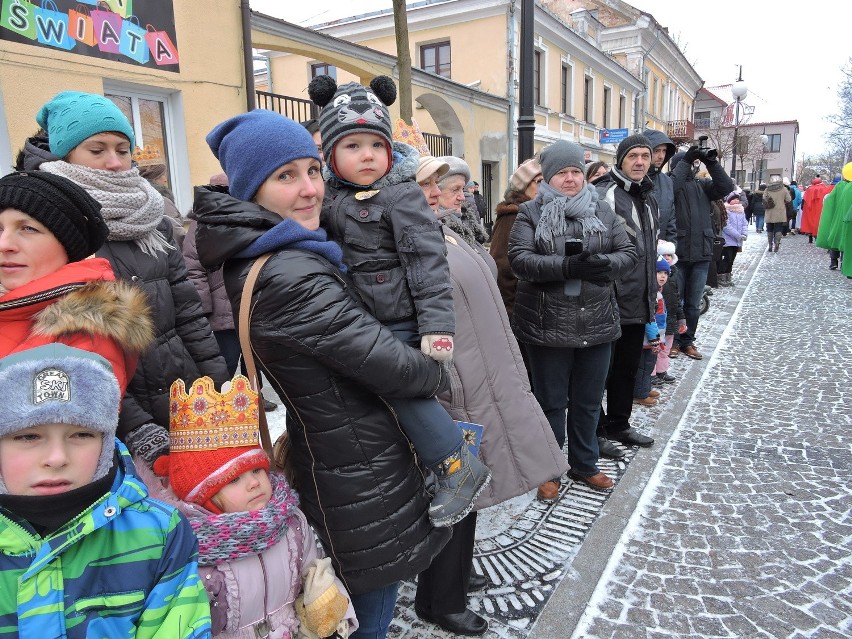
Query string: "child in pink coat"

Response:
xmin=148 ymin=375 xmax=357 ymax=639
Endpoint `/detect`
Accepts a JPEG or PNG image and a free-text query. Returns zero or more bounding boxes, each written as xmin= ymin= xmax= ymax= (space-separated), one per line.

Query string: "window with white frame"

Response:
xmin=561 ymin=63 xmax=572 ymax=115
xmin=104 ymin=83 xmax=187 ymax=212
xmin=584 ymin=75 xmax=594 ymax=124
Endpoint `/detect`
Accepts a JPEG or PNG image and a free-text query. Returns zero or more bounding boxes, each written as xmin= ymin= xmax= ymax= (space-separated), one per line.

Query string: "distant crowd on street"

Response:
xmin=1 ymin=79 xmax=850 ymax=639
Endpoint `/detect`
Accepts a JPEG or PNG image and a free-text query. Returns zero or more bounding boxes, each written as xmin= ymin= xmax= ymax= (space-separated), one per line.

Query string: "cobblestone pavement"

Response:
xmin=271 ymin=231 xmax=852 ymax=638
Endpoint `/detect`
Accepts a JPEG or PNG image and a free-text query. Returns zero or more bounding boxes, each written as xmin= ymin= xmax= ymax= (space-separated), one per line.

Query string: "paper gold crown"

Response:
xmin=168 ymin=375 xmax=261 ymax=452
xmin=392 ymin=117 xmax=431 ymax=156
xmin=132 ymin=145 xmax=163 ymax=166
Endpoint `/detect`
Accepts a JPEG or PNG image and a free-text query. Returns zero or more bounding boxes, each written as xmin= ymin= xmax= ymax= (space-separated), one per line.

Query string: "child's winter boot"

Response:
xmin=429 ymin=445 xmax=491 ymax=527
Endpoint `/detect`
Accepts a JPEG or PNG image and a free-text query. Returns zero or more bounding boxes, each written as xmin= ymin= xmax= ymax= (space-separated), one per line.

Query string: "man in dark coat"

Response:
xmin=642 ymin=128 xmax=677 ymax=243
xmin=668 ymin=146 xmax=734 ymax=360
xmin=594 ymin=134 xmax=660 ymax=449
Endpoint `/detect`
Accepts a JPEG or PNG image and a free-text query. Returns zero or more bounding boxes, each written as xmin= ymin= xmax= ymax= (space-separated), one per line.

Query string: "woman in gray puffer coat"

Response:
xmin=509 ymin=141 xmax=637 ymax=496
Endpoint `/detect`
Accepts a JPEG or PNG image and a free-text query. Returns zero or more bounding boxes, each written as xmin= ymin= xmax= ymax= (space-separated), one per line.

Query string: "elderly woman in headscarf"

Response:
xmin=508 ymin=140 xmax=637 ymax=497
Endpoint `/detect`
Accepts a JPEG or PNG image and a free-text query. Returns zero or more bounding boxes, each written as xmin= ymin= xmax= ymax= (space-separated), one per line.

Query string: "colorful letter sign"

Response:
xmin=0 ymin=0 xmax=179 ymax=72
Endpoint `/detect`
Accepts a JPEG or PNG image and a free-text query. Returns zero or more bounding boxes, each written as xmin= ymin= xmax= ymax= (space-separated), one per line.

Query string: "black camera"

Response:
xmin=697 ymin=135 xmax=718 ymax=162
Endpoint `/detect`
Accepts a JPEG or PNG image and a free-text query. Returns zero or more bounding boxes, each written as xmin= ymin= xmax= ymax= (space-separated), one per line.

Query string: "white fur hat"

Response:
xmin=657 ymin=239 xmax=678 ymax=266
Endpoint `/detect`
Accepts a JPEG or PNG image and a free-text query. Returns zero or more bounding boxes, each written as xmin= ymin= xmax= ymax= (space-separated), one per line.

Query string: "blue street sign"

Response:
xmin=599 ymin=128 xmax=629 ymax=144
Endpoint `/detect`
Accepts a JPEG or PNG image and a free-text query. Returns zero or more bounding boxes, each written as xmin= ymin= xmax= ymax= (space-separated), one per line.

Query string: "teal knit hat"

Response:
xmin=36 ymin=91 xmax=136 ymax=159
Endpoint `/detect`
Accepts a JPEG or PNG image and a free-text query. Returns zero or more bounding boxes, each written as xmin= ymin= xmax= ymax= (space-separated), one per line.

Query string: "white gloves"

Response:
xmin=420 ymin=334 xmax=454 ymax=362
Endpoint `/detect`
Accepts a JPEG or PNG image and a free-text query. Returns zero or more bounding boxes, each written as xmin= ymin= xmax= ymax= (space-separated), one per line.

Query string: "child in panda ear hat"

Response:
xmin=308 ymin=75 xmax=491 ymax=528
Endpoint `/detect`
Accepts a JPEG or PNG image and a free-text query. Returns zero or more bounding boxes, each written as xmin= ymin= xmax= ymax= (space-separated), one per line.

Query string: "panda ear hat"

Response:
xmin=307 ymin=75 xmax=337 ymax=108
xmin=369 ymin=76 xmax=397 ymax=106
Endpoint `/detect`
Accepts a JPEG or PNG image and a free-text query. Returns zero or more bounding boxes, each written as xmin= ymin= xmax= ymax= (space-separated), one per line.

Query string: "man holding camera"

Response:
xmin=668 ymin=140 xmax=734 ymax=360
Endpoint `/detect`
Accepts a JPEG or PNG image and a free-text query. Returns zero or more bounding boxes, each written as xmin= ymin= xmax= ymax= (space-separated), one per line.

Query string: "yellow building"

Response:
xmin=258 ymin=0 xmax=664 ymax=218
xmin=0 ymin=0 xmax=251 ymax=212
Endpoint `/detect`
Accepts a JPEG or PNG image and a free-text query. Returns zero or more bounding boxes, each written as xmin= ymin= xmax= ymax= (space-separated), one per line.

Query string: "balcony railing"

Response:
xmin=256 ymin=91 xmax=318 ymax=121
xmin=423 ymin=132 xmax=453 ymax=157
xmin=667 ymin=119 xmax=695 ymax=143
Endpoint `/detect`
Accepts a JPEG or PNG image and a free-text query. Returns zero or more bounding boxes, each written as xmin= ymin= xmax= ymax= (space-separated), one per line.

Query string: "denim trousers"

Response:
xmin=525 ymin=341 xmax=612 ymax=477
xmin=350 ymin=582 xmax=400 ymax=639
xmin=675 ymin=260 xmax=710 ymax=349
xmin=755 ymin=213 xmax=765 ymax=232
xmin=386 ymin=321 xmax=463 ymax=468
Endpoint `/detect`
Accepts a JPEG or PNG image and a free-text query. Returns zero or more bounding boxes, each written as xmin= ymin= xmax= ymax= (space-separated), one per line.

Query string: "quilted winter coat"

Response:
xmin=509 ymin=191 xmax=637 ymax=347
xmin=0 ymin=443 xmax=210 ymax=639
xmin=193 ymin=187 xmax=450 ymax=595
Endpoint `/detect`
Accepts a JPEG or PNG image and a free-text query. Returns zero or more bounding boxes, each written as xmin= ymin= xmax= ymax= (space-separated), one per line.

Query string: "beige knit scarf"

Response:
xmin=41 ymin=161 xmax=173 ymax=256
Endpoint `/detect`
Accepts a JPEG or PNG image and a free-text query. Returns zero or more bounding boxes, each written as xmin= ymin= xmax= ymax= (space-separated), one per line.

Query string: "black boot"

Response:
xmin=830 ymin=250 xmax=840 ymax=270
xmin=429 ymin=446 xmax=491 ymax=528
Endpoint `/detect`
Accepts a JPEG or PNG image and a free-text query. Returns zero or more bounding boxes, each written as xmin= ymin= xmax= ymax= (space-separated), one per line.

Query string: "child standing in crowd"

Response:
xmin=719 ymin=193 xmax=748 ymax=286
xmin=0 ymin=344 xmax=210 ymax=638
xmin=633 ymin=258 xmax=670 ymax=405
xmin=151 ymin=375 xmax=357 ymax=639
xmin=308 ymin=75 xmax=490 ymax=528
xmin=654 ymin=242 xmax=686 ymax=385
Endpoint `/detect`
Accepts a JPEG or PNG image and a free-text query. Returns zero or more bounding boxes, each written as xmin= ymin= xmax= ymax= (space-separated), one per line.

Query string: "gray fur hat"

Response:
xmin=0 ymin=344 xmax=120 ymax=493
xmin=539 ymin=140 xmax=586 ymax=183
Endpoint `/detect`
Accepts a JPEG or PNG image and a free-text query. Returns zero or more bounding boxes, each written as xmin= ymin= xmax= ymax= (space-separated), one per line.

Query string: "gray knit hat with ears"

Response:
xmin=308 ymin=75 xmax=397 ymax=165
xmin=0 ymin=344 xmax=120 ymax=493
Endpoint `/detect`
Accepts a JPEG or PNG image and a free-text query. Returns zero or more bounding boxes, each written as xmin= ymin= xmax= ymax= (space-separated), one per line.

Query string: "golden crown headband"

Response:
xmin=168 ymin=375 xmax=261 ymax=452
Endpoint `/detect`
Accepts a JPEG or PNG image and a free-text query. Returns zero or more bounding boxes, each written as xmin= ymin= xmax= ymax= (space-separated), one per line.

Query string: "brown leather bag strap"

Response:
xmin=238 ymin=253 xmax=274 ymax=457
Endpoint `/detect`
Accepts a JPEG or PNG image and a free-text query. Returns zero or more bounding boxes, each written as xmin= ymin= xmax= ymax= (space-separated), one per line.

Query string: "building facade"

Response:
xmin=261 ymin=0 xmax=703 ymax=214
xmin=0 ymin=0 xmax=250 ymax=212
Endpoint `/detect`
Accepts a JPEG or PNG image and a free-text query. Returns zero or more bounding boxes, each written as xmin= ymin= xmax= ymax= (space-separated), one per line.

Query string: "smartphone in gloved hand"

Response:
xmin=564 ymin=239 xmax=584 ymax=296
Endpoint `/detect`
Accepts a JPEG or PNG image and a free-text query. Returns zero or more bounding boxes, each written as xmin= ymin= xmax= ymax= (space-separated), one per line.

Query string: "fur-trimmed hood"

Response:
xmin=33 ymin=279 xmax=154 ymax=354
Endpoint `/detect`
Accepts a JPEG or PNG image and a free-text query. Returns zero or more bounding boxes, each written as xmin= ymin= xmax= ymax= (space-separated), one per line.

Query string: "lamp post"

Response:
xmin=756 ymin=126 xmax=769 ymax=188
xmin=730 ymin=66 xmax=748 ymax=182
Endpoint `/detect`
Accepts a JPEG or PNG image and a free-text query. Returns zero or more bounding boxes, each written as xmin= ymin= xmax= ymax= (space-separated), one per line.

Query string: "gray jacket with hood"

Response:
xmin=642 ymin=129 xmax=677 ymax=243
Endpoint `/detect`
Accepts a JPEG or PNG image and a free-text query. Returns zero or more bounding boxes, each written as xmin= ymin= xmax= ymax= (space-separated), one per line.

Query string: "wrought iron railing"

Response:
xmin=255 ymin=91 xmax=319 ymax=122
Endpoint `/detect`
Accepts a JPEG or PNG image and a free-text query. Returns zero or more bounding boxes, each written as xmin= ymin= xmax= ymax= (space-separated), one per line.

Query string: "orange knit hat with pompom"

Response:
xmin=153 ymin=375 xmax=270 ymax=514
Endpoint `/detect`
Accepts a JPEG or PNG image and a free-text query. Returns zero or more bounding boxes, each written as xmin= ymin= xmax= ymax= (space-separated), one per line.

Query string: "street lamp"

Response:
xmin=730 ymin=66 xmax=748 ymax=182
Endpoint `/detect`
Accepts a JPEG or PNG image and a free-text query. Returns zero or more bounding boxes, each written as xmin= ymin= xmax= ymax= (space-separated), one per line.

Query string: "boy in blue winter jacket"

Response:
xmin=308 ymin=75 xmax=490 ymax=528
xmin=0 ymin=344 xmax=211 ymax=639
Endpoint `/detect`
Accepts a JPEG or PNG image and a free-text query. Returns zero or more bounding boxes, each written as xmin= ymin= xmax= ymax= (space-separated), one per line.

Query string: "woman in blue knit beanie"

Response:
xmin=19 ymin=91 xmax=230 ymax=467
xmin=194 ymin=110 xmax=451 ymax=639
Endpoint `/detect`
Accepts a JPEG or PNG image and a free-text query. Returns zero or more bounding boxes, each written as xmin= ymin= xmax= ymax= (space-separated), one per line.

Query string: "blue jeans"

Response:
xmin=350 ymin=582 xmax=400 ymax=639
xmin=385 ymin=320 xmax=463 ymax=468
xmin=525 ymin=341 xmax=612 ymax=477
xmin=675 ymin=261 xmax=710 ymax=349
xmin=755 ymin=213 xmax=765 ymax=232
xmin=214 ymin=329 xmax=241 ymax=376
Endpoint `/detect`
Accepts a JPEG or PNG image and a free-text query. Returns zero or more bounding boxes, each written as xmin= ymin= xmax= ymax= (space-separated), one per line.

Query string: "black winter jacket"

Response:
xmin=193 ymin=187 xmax=450 ymax=595
xmin=96 ymin=219 xmax=230 ymax=436
xmin=321 ymin=145 xmax=455 ymax=335
xmin=643 ymin=129 xmax=677 ymax=243
xmin=670 ymin=158 xmax=734 ymax=262
xmin=595 ymin=169 xmax=660 ymax=325
xmin=508 ymin=194 xmax=637 ymax=347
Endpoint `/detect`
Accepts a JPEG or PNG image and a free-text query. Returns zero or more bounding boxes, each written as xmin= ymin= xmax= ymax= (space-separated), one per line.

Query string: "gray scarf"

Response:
xmin=534 ymin=181 xmax=607 ymax=249
xmin=41 ymin=161 xmax=173 ymax=256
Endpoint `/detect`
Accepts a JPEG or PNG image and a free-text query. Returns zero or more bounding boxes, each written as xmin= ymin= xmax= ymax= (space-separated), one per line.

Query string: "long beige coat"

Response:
xmin=438 ymin=227 xmax=568 ymax=509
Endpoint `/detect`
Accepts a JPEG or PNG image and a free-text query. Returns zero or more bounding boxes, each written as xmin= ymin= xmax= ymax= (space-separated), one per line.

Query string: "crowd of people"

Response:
xmin=1 ymin=84 xmax=848 ymax=639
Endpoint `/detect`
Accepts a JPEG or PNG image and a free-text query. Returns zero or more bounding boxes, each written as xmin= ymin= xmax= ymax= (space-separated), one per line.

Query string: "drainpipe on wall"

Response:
xmin=507 ymin=0 xmax=517 ymax=176
xmin=241 ymin=0 xmax=256 ymax=111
